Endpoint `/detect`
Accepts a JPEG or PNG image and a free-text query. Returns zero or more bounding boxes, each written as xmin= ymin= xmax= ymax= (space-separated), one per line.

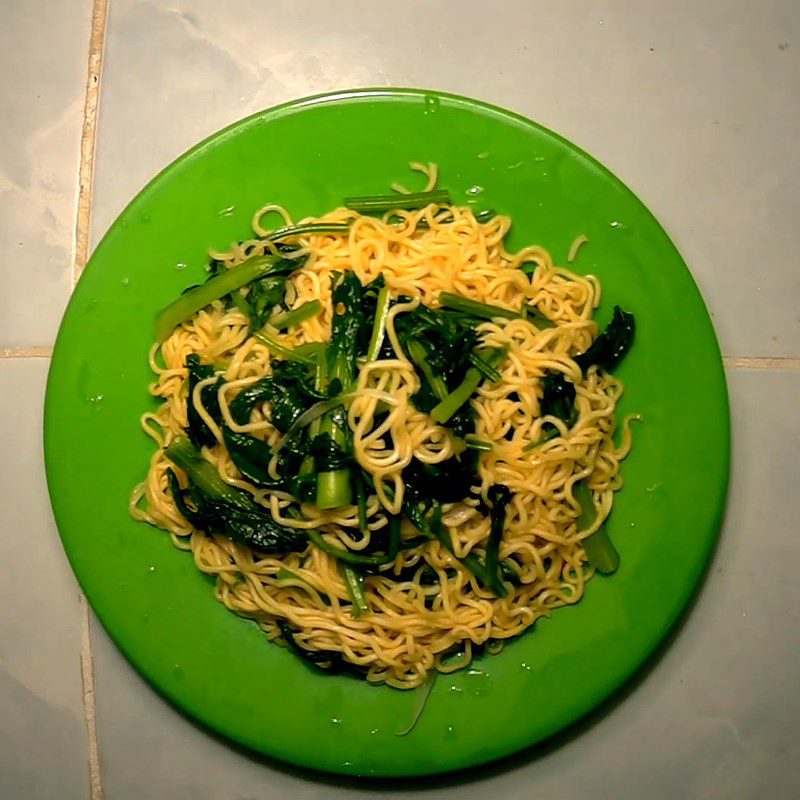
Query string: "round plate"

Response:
xmin=44 ymin=89 xmax=729 ymax=777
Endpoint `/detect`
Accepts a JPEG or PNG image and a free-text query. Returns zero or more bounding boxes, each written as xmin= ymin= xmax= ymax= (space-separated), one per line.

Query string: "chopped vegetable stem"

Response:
xmin=266 ymin=222 xmax=349 ymax=242
xmin=345 ymin=189 xmax=450 ymax=213
xmin=430 ymin=348 xmax=506 ymax=423
xmin=339 ymin=563 xmax=370 ymax=618
xmin=366 ymin=285 xmax=391 ymax=361
xmin=155 ymin=254 xmax=286 ymax=342
xmin=253 ymin=331 xmax=317 ymax=364
xmin=266 ymin=299 xmax=322 ymax=331
xmin=306 ymin=529 xmax=392 ymax=566
xmin=574 ymin=481 xmax=620 ymax=574
xmin=406 ymin=338 xmax=449 ymax=401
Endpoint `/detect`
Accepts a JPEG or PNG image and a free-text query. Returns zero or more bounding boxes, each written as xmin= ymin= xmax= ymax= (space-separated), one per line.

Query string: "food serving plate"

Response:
xmin=44 ymin=88 xmax=729 ymax=777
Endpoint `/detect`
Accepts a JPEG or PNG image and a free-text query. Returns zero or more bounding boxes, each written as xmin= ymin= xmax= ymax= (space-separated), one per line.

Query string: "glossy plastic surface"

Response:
xmin=44 ymin=89 xmax=729 ymax=777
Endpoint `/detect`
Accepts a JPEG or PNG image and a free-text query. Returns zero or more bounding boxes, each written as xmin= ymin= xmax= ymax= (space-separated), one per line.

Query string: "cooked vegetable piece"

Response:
xmin=222 ymin=428 xmax=281 ymax=489
xmin=400 ymin=471 xmax=508 ymax=598
xmin=265 ymin=299 xmax=322 ymax=331
xmin=345 ymin=189 xmax=450 ymax=213
xmin=165 ymin=436 xmax=305 ymax=553
xmin=340 ymin=563 xmax=370 ymax=619
xmin=484 ymin=484 xmax=512 ymax=589
xmin=155 ymin=254 xmax=294 ymax=342
xmin=184 ymin=354 xmax=222 ymax=449
xmin=574 ymin=480 xmax=620 ymax=574
xmin=575 ymin=305 xmax=635 ymax=374
xmin=406 ymin=338 xmax=448 ymax=401
xmin=539 ymin=372 xmax=577 ymax=424
xmin=430 ymin=348 xmax=506 ymax=424
xmin=438 ymin=291 xmax=555 ymax=328
xmin=278 ymin=620 xmax=368 ymax=676
xmin=266 ymin=222 xmax=349 ymax=242
xmin=222 ymin=360 xmax=322 ymax=492
xmin=316 ymin=271 xmax=364 ymax=508
xmin=403 ymin=454 xmax=477 ymax=505
xmin=253 ymin=331 xmax=318 ymax=364
xmin=246 ymin=275 xmax=286 ymax=332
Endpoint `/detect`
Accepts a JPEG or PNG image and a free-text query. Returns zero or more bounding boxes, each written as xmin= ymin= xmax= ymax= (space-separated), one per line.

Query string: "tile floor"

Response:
xmin=2 ymin=2 xmax=798 ymax=798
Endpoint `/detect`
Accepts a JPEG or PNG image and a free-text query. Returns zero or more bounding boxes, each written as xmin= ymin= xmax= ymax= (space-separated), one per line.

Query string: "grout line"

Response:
xmin=0 ymin=347 xmax=54 ymax=359
xmin=72 ymin=0 xmax=109 ymax=286
xmin=75 ymin=2 xmax=109 ymax=799
xmin=722 ymin=356 xmax=800 ymax=370
xmin=80 ymin=598 xmax=104 ymax=800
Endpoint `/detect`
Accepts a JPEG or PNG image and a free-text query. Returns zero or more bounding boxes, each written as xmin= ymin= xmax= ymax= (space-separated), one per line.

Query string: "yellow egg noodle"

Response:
xmin=131 ymin=170 xmax=634 ymax=689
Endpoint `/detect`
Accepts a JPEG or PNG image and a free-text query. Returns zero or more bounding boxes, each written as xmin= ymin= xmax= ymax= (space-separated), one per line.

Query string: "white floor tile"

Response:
xmin=90 ymin=368 xmax=800 ymax=799
xmin=0 ymin=2 xmax=94 ymax=348
xmin=0 ymin=359 xmax=89 ymax=799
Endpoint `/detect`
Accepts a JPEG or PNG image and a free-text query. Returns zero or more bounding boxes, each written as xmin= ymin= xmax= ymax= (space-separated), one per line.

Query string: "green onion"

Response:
xmin=155 ymin=254 xmax=286 ymax=342
xmin=266 ymin=222 xmax=349 ymax=242
xmin=229 ymin=288 xmax=252 ymax=318
xmin=583 ymin=528 xmax=620 ymax=575
xmin=345 ymin=189 xmax=451 ymax=214
xmin=574 ymin=481 xmax=620 ymax=574
xmin=315 ymin=271 xmax=360 ymax=510
xmin=484 ymin=488 xmax=510 ymax=587
xmin=366 ymin=285 xmax=391 ymax=361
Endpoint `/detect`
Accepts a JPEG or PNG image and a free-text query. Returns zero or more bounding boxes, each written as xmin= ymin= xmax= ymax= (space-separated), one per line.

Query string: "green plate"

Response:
xmin=44 ymin=89 xmax=729 ymax=777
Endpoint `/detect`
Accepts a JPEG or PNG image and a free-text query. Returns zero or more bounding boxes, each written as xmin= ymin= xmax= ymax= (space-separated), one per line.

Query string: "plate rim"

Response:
xmin=44 ymin=86 xmax=731 ymax=777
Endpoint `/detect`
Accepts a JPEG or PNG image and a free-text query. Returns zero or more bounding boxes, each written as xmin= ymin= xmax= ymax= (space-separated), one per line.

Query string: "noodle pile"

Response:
xmin=131 ymin=175 xmax=633 ymax=689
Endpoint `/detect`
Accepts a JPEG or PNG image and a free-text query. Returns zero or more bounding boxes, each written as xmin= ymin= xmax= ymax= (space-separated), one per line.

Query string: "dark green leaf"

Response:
xmin=246 ymin=274 xmax=286 ymax=331
xmin=539 ymin=372 xmax=577 ymax=423
xmin=185 ymin=354 xmax=222 ymax=449
xmin=575 ymin=305 xmax=635 ymax=374
xmin=165 ymin=436 xmax=305 ymax=554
